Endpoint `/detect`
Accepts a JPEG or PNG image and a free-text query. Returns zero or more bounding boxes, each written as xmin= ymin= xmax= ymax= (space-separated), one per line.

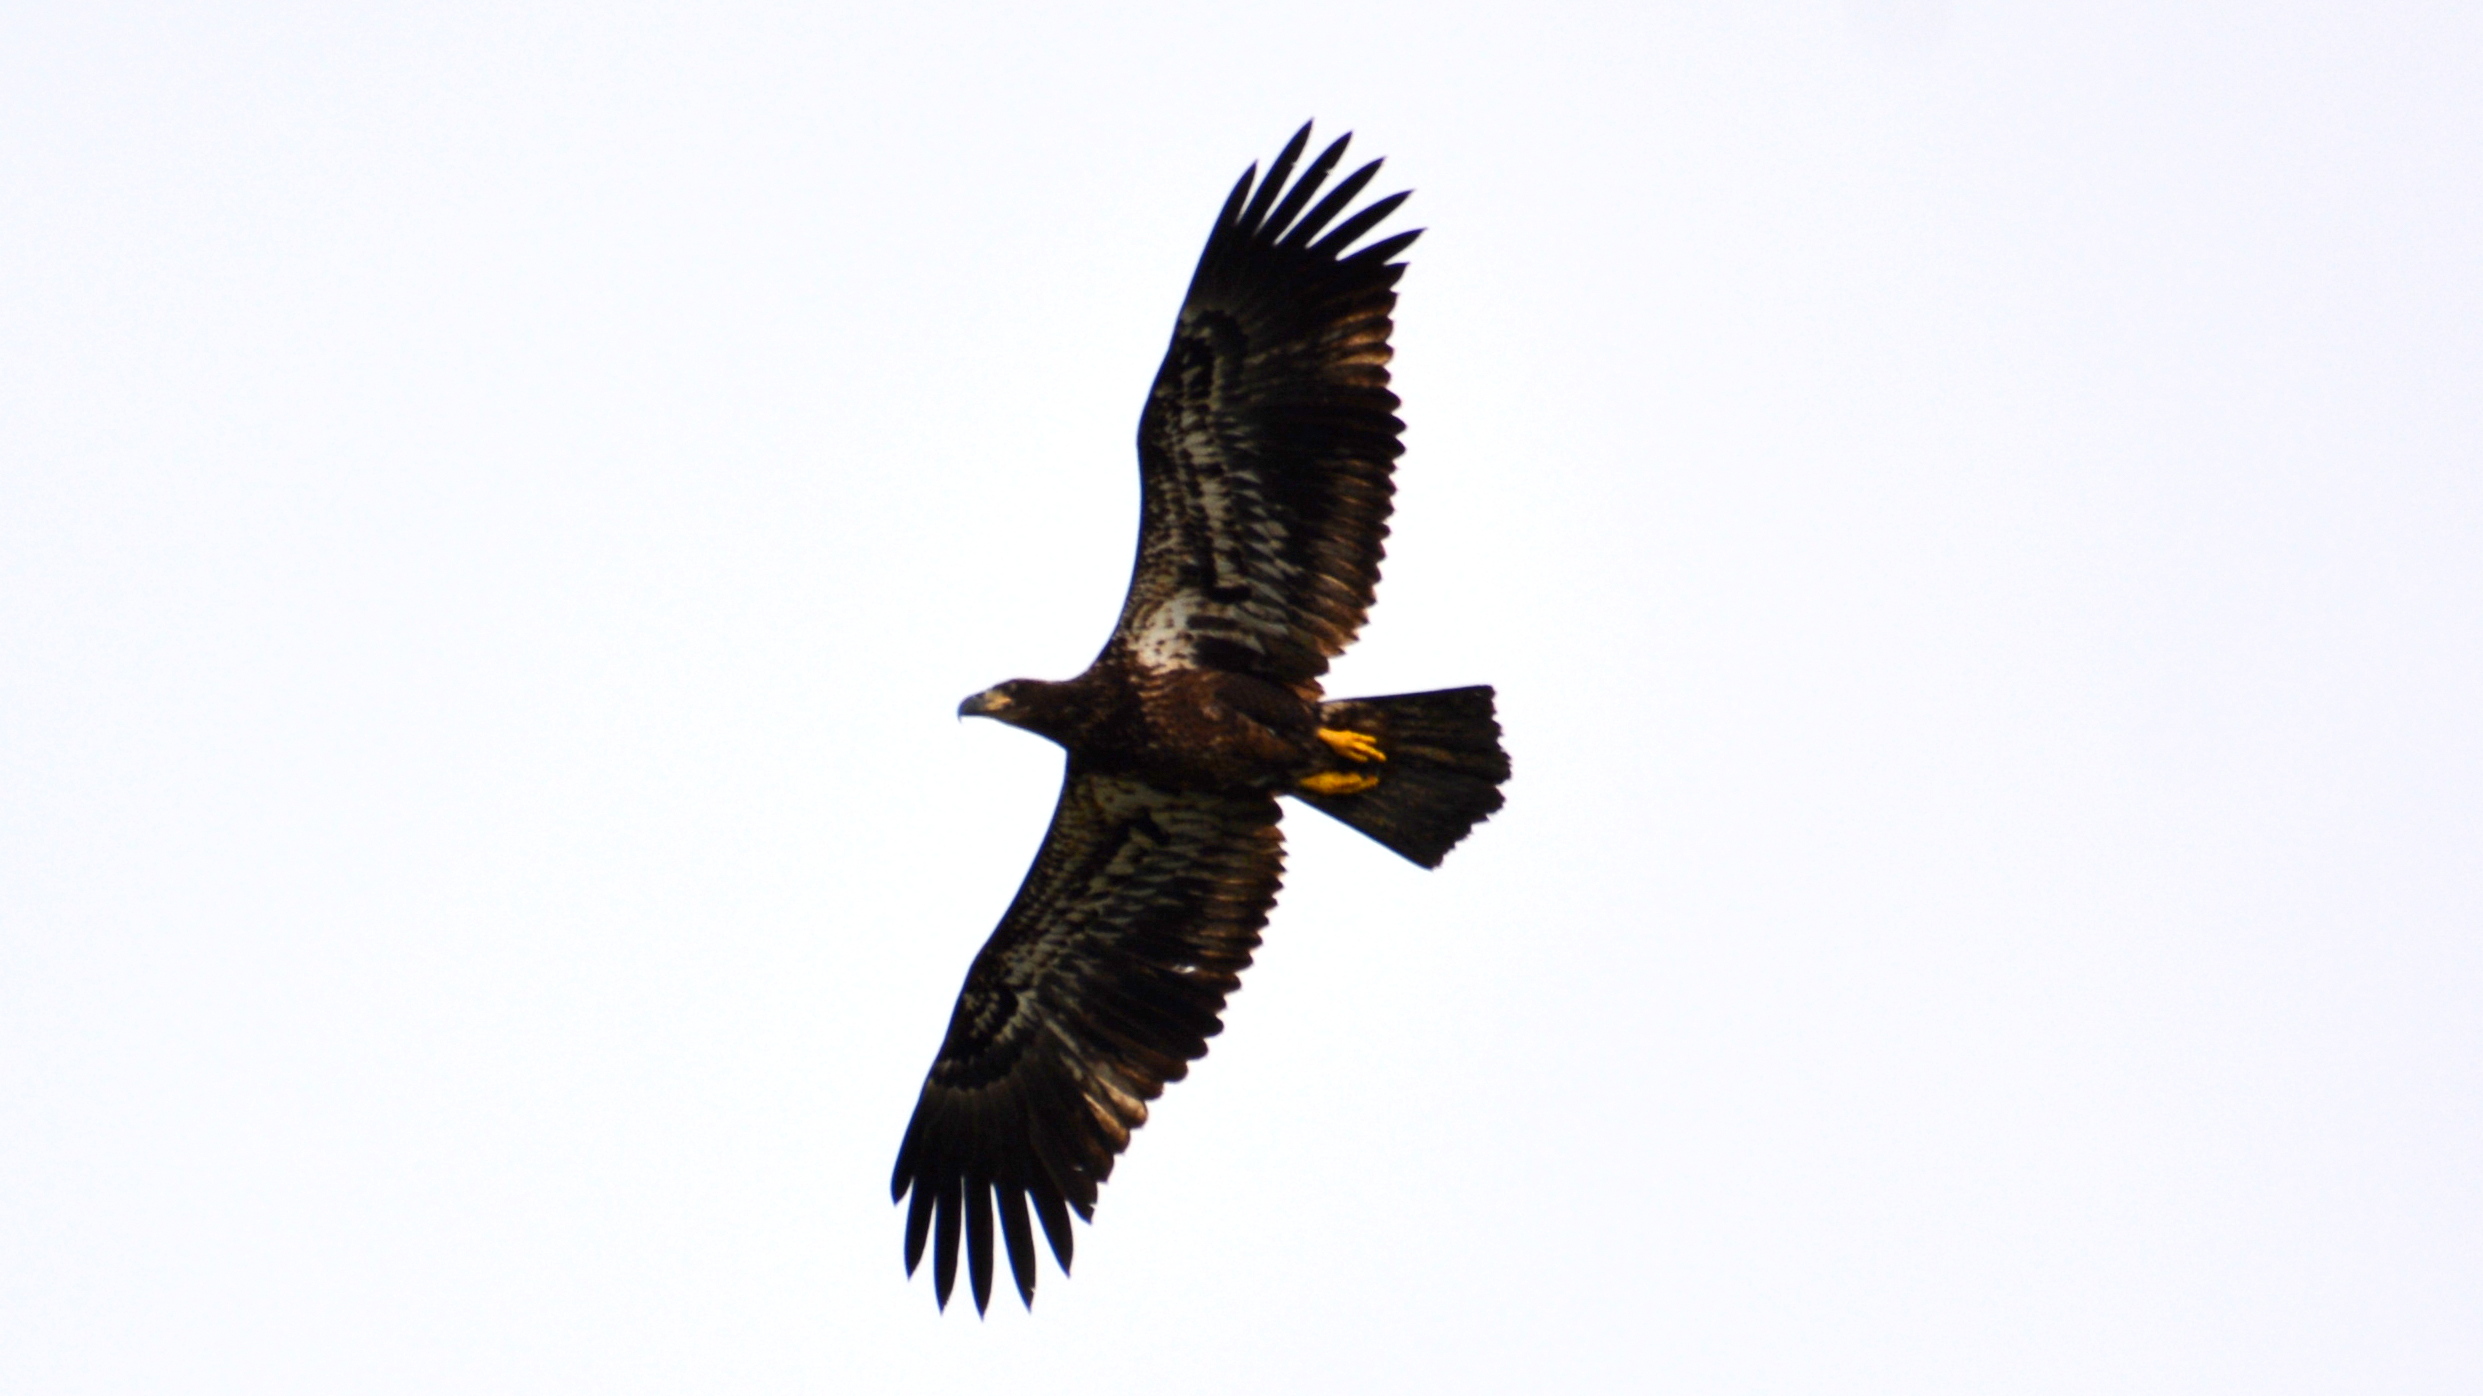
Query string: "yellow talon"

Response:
xmin=1316 ymin=728 xmax=1386 ymax=764
xmin=1299 ymin=771 xmax=1381 ymax=796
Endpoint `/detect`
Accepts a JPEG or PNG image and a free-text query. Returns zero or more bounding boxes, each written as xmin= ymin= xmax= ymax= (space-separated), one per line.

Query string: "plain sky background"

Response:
xmin=5 ymin=2 xmax=2478 ymax=1391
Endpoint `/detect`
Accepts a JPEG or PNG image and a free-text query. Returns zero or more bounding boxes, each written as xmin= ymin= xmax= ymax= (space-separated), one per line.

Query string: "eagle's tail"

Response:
xmin=1293 ymin=686 xmax=1509 ymax=868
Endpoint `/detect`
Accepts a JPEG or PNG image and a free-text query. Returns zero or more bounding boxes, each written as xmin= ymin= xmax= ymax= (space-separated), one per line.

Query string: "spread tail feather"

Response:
xmin=1294 ymin=686 xmax=1509 ymax=867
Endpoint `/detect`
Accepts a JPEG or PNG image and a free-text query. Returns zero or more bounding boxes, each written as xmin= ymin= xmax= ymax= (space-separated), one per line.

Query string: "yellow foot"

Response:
xmin=1300 ymin=770 xmax=1381 ymax=796
xmin=1316 ymin=727 xmax=1386 ymax=764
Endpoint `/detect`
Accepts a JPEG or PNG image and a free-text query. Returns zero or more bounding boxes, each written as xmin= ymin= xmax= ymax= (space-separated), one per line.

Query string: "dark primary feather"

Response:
xmin=891 ymin=774 xmax=1285 ymax=1311
xmin=1110 ymin=122 xmax=1420 ymax=691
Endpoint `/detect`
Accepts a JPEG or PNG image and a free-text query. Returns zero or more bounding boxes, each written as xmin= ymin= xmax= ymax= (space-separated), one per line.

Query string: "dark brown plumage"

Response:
xmin=891 ymin=124 xmax=1511 ymax=1313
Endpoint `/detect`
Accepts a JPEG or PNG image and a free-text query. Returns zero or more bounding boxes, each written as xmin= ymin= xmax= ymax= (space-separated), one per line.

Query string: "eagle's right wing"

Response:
xmin=1108 ymin=123 xmax=1419 ymax=691
xmin=891 ymin=772 xmax=1285 ymax=1312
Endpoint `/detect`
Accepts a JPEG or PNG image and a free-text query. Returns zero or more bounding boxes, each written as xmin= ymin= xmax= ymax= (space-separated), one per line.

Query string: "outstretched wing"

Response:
xmin=1110 ymin=123 xmax=1419 ymax=691
xmin=891 ymin=773 xmax=1285 ymax=1312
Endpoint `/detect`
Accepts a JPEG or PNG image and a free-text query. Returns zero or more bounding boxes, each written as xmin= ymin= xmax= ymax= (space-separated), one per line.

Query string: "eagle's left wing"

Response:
xmin=1108 ymin=123 xmax=1419 ymax=691
xmin=891 ymin=772 xmax=1285 ymax=1312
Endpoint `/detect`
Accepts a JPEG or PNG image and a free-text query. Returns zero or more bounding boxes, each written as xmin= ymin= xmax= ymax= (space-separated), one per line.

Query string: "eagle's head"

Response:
xmin=958 ymin=678 xmax=1083 ymax=744
xmin=957 ymin=679 xmax=1031 ymax=721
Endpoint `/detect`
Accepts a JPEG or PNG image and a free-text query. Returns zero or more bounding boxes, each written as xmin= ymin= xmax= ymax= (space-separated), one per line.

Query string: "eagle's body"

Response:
xmin=963 ymin=668 xmax=1335 ymax=791
xmin=892 ymin=125 xmax=1510 ymax=1313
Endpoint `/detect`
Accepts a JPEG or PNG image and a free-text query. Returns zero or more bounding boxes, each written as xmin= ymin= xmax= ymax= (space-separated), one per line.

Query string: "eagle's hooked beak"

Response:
xmin=958 ymin=688 xmax=1012 ymax=720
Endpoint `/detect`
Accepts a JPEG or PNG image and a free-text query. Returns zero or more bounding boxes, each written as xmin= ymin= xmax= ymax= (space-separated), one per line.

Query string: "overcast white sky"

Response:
xmin=5 ymin=2 xmax=2478 ymax=1391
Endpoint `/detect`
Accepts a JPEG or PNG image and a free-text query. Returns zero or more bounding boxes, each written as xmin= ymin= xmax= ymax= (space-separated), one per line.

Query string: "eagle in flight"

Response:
xmin=891 ymin=124 xmax=1510 ymax=1313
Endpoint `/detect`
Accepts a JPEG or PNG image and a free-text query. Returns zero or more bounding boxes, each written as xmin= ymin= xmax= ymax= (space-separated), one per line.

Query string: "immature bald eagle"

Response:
xmin=891 ymin=124 xmax=1510 ymax=1313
